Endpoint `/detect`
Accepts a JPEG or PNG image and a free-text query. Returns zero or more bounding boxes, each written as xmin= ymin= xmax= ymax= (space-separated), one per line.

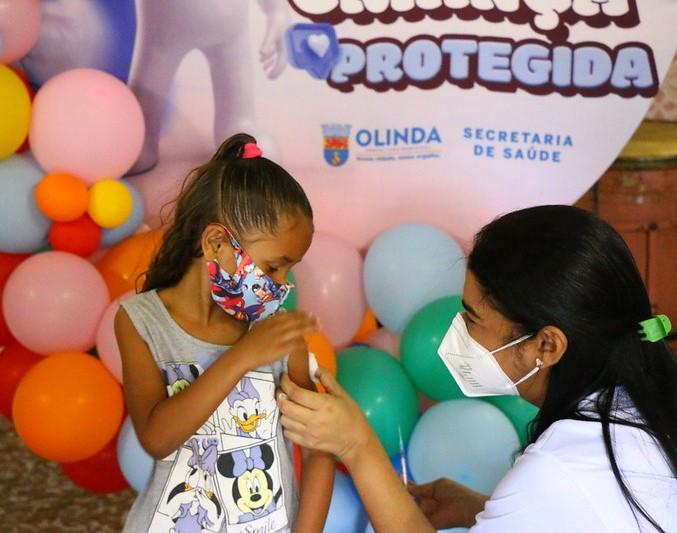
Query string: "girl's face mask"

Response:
xmin=207 ymin=229 xmax=292 ymax=323
xmin=437 ymin=313 xmax=541 ymax=397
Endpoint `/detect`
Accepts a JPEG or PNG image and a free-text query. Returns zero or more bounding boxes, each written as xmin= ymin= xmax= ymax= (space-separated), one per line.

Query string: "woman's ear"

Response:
xmin=201 ymin=224 xmax=230 ymax=262
xmin=534 ymin=325 xmax=568 ymax=369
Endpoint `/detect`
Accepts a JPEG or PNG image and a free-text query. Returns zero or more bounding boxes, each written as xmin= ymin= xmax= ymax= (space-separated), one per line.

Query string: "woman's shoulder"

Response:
xmin=472 ymin=444 xmax=607 ymax=532
xmin=528 ymin=391 xmax=671 ymax=475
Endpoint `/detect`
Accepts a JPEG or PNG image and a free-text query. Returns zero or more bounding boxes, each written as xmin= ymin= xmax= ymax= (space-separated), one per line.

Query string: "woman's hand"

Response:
xmin=278 ymin=368 xmax=373 ymax=465
xmin=408 ymin=478 xmax=489 ymax=529
xmin=235 ymin=311 xmax=318 ymax=371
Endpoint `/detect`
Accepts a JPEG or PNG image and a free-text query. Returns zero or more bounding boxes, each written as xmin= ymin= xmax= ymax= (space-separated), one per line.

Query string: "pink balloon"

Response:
xmin=2 ymin=251 xmax=109 ymax=354
xmin=366 ymin=328 xmax=401 ymax=360
xmin=0 ymin=0 xmax=42 ymax=63
xmin=294 ymin=233 xmax=366 ymax=348
xmin=96 ymin=290 xmax=134 ymax=383
xmin=29 ymin=68 xmax=145 ymax=184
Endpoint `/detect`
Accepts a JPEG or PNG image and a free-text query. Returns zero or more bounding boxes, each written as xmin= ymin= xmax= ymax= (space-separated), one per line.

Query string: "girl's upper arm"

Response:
xmin=114 ymin=307 xmax=168 ymax=440
xmin=287 ymin=347 xmax=315 ymax=391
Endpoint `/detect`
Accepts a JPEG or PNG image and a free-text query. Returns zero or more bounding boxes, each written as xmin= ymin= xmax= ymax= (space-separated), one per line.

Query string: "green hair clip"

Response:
xmin=638 ymin=315 xmax=672 ymax=343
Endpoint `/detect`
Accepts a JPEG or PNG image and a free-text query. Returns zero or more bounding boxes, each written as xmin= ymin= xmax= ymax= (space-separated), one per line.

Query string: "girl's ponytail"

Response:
xmin=142 ymin=133 xmax=312 ymax=292
xmin=210 ymin=133 xmax=257 ymax=162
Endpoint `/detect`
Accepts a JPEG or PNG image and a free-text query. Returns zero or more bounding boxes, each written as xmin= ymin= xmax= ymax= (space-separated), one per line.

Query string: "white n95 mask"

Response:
xmin=437 ymin=313 xmax=542 ymax=397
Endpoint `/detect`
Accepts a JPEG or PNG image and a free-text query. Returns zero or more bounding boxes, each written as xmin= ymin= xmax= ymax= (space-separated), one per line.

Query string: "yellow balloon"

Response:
xmin=0 ymin=65 xmax=31 ymax=159
xmin=88 ymin=179 xmax=133 ymax=228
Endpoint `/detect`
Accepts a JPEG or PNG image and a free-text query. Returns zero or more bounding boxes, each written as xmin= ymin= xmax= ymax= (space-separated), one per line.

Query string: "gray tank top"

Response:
xmin=121 ymin=290 xmax=297 ymax=533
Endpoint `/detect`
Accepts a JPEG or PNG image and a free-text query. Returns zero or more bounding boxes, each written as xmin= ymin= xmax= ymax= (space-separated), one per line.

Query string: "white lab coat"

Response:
xmin=472 ymin=394 xmax=676 ymax=532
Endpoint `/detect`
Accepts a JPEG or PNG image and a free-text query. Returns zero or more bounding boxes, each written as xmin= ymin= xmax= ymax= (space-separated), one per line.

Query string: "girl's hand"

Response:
xmin=236 ymin=311 xmax=318 ymax=371
xmin=408 ymin=478 xmax=489 ymax=529
xmin=278 ymin=368 xmax=373 ymax=465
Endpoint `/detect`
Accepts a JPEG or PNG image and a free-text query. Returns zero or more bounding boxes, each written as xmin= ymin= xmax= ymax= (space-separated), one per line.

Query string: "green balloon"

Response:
xmin=281 ymin=271 xmax=297 ymax=311
xmin=337 ymin=346 xmax=419 ymax=456
xmin=482 ymin=396 xmax=539 ymax=447
xmin=400 ymin=296 xmax=465 ymax=401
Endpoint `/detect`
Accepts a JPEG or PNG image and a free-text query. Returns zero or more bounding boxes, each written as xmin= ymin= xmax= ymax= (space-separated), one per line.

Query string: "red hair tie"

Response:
xmin=242 ymin=143 xmax=263 ymax=159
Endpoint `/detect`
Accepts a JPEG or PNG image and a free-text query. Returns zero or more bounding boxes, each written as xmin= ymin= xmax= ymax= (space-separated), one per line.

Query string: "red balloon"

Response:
xmin=49 ymin=215 xmax=102 ymax=257
xmin=0 ymin=252 xmax=30 ymax=345
xmin=60 ymin=435 xmax=130 ymax=493
xmin=0 ymin=342 xmax=43 ymax=420
xmin=293 ymin=444 xmax=302 ymax=486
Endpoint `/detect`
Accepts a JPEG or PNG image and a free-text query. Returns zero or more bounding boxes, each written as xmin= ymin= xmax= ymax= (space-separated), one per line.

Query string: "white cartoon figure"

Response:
xmin=522 ymin=0 xmax=573 ymax=31
xmin=572 ymin=0 xmax=631 ymax=17
xmin=127 ymin=0 xmax=289 ymax=173
xmin=443 ymin=0 xmax=519 ymax=11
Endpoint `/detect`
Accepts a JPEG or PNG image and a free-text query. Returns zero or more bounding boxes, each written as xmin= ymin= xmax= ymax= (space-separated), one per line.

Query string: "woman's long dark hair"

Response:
xmin=143 ymin=133 xmax=313 ymax=291
xmin=468 ymin=205 xmax=676 ymax=532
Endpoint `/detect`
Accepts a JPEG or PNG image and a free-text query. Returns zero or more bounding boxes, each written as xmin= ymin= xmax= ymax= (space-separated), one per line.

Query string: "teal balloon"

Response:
xmin=482 ymin=396 xmax=539 ymax=447
xmin=401 ymin=296 xmax=465 ymax=401
xmin=281 ymin=271 xmax=297 ymax=311
xmin=337 ymin=346 xmax=419 ymax=457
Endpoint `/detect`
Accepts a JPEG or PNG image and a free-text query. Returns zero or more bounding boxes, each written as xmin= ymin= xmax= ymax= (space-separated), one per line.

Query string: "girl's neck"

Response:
xmin=158 ymin=259 xmax=248 ymax=343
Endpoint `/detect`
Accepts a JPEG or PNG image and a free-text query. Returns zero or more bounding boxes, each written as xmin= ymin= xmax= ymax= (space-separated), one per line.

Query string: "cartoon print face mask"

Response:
xmin=207 ymin=228 xmax=291 ymax=323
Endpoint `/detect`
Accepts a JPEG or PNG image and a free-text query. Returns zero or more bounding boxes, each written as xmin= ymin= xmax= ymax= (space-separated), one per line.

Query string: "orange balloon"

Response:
xmin=351 ymin=309 xmax=379 ymax=344
xmin=35 ymin=173 xmax=89 ymax=222
xmin=305 ymin=331 xmax=336 ymax=393
xmin=96 ymin=229 xmax=163 ymax=299
xmin=12 ymin=352 xmax=124 ymax=462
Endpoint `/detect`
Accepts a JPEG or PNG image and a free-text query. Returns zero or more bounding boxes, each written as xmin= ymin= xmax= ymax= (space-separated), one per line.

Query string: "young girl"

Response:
xmin=115 ymin=133 xmax=334 ymax=532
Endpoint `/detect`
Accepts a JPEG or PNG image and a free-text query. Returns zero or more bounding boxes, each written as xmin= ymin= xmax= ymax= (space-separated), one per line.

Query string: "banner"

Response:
xmin=22 ymin=1 xmax=677 ymax=248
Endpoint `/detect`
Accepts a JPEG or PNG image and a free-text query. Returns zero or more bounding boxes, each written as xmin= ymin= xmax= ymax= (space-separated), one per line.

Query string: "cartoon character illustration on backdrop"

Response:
xmin=217 ymin=444 xmax=282 ymax=524
xmin=165 ymin=438 xmax=223 ymax=533
xmin=522 ymin=0 xmax=634 ymax=33
xmin=127 ymin=0 xmax=289 ymax=173
xmin=224 ymin=377 xmax=269 ymax=439
xmin=19 ymin=0 xmax=137 ymax=87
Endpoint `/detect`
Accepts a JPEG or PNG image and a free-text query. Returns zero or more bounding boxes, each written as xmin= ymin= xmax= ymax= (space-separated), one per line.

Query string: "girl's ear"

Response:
xmin=201 ymin=224 xmax=231 ymax=261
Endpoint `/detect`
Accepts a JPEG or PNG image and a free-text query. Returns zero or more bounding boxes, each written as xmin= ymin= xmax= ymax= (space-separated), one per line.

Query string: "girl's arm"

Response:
xmin=279 ymin=370 xmax=436 ymax=533
xmin=115 ymin=308 xmax=316 ymax=459
xmin=287 ymin=349 xmax=335 ymax=533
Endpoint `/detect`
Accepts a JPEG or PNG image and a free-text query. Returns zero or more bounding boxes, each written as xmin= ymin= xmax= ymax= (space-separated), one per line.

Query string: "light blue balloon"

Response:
xmin=100 ymin=180 xmax=145 ymax=246
xmin=364 ymin=223 xmax=465 ymax=333
xmin=0 ymin=154 xmax=50 ymax=253
xmin=408 ymin=399 xmax=519 ymax=496
xmin=325 ymin=471 xmax=368 ymax=533
xmin=117 ymin=416 xmax=154 ymax=492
